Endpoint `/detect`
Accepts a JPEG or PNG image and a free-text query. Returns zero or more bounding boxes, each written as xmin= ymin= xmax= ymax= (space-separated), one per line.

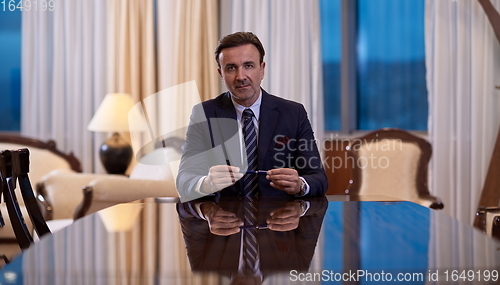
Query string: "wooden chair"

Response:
xmin=0 ymin=134 xmax=82 ymax=220
xmin=0 ymin=134 xmax=81 ymax=173
xmin=0 ymin=135 xmax=81 ymax=261
xmin=473 ymin=121 xmax=500 ymax=240
xmin=475 ymin=207 xmax=500 ymax=240
xmin=0 ymin=150 xmax=31 ymax=249
xmin=0 ymin=149 xmax=51 ymax=251
xmin=346 ymin=128 xmax=444 ymax=209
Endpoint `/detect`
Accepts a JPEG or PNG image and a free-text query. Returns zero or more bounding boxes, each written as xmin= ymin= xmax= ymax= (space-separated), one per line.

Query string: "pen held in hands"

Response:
xmin=240 ymin=170 xmax=268 ymax=175
xmin=240 ymin=224 xmax=269 ymax=230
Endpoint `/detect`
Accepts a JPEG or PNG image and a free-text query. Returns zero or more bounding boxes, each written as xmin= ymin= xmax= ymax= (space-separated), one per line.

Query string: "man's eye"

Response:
xmin=227 ymin=66 xmax=236 ymax=71
xmin=245 ymin=64 xmax=254 ymax=68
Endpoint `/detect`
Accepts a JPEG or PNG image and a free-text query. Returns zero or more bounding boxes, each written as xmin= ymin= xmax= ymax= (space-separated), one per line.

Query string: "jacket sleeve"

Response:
xmin=294 ymin=104 xmax=328 ymax=196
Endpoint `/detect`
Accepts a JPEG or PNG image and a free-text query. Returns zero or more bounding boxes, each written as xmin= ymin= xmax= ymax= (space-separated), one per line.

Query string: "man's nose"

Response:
xmin=235 ymin=68 xmax=245 ymax=80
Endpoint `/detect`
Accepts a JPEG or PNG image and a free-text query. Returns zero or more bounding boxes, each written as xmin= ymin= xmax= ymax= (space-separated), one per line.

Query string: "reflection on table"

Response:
xmin=177 ymin=196 xmax=327 ymax=283
xmin=0 ymin=195 xmax=498 ymax=285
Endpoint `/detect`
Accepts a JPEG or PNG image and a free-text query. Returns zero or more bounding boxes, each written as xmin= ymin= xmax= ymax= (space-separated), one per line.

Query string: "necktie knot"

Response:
xmin=243 ymin=108 xmax=254 ymax=123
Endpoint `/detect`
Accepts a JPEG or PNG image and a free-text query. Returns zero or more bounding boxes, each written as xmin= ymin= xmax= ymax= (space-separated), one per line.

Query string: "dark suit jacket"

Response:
xmin=176 ymin=89 xmax=327 ymax=200
xmin=176 ymin=196 xmax=328 ymax=277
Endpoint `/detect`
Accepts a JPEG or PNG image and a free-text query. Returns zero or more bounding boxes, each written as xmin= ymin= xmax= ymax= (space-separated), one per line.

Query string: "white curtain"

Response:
xmin=426 ymin=0 xmax=500 ymax=223
xmin=22 ymin=0 xmax=107 ymax=173
xmin=154 ymin=0 xmax=219 ymax=143
xmin=219 ymin=0 xmax=324 ymax=140
xmin=107 ymin=0 xmax=156 ymax=103
xmin=156 ymin=0 xmax=219 ymax=100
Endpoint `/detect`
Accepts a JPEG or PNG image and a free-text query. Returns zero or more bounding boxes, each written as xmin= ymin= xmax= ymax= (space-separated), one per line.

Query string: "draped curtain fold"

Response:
xmin=172 ymin=0 xmax=219 ymax=101
xmin=154 ymin=0 xmax=219 ymax=144
xmin=219 ymin=0 xmax=324 ymax=140
xmin=21 ymin=0 xmax=106 ymax=173
xmin=425 ymin=0 xmax=500 ymax=224
xmin=107 ymin=0 xmax=156 ymax=102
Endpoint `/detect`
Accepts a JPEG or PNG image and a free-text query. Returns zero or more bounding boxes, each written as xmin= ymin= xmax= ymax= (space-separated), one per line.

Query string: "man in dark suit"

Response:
xmin=176 ymin=32 xmax=327 ymax=201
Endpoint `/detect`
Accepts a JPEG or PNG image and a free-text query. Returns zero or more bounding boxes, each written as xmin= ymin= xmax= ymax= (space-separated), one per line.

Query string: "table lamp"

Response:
xmin=88 ymin=93 xmax=142 ymax=174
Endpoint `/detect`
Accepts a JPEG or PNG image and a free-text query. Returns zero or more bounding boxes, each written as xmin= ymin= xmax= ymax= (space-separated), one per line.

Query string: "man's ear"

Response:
xmin=217 ymin=68 xmax=223 ymax=79
xmin=260 ymin=62 xmax=266 ymax=79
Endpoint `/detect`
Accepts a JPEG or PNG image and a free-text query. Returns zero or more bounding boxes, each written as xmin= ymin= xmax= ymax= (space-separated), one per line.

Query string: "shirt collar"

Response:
xmin=230 ymin=90 xmax=262 ymax=122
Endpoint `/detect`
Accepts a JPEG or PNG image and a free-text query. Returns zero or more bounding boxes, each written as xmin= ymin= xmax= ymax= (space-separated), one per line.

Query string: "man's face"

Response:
xmin=217 ymin=44 xmax=265 ymax=107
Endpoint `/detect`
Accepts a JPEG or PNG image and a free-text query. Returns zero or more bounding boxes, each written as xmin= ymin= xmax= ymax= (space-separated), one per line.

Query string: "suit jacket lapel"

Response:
xmin=258 ymin=91 xmax=278 ymax=169
xmin=212 ymin=93 xmax=242 ymax=167
xmin=214 ymin=92 xmax=237 ymax=120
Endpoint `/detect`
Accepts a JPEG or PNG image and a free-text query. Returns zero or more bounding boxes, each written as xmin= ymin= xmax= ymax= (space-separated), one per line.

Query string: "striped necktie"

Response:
xmin=242 ymin=197 xmax=259 ymax=274
xmin=242 ymin=108 xmax=258 ymax=197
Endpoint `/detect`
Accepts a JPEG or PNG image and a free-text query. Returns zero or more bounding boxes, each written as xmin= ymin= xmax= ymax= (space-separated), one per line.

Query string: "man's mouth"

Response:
xmin=236 ymin=84 xmax=250 ymax=90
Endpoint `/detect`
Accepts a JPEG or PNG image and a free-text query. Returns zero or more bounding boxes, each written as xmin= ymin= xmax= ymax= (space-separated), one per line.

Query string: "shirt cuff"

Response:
xmin=193 ymin=202 xmax=215 ymax=220
xmin=194 ymin=176 xmax=210 ymax=195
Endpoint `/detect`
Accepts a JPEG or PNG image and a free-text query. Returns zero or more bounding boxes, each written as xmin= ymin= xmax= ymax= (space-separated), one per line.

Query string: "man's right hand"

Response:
xmin=201 ymin=203 xmax=243 ymax=236
xmin=201 ymin=165 xmax=243 ymax=194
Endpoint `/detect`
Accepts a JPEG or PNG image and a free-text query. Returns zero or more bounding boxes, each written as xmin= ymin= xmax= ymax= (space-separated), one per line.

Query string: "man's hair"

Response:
xmin=214 ymin=32 xmax=265 ymax=67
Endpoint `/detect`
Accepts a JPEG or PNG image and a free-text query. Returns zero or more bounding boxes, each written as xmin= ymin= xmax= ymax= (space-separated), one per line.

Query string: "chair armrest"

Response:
xmin=74 ymin=176 xmax=178 ymax=219
xmin=38 ymin=172 xmax=122 ymax=220
xmin=429 ymin=201 xmax=444 ymax=210
xmin=475 ymin=207 xmax=500 ymax=240
xmin=492 ymin=215 xmax=500 ymax=240
xmin=417 ymin=194 xmax=444 ymax=210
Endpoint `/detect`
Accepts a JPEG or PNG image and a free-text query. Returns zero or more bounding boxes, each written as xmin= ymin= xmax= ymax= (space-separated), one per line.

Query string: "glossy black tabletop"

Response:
xmin=1 ymin=196 xmax=499 ymax=285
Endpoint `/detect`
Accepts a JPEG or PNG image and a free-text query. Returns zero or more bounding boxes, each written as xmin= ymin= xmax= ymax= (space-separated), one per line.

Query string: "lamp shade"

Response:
xmin=88 ymin=93 xmax=145 ymax=132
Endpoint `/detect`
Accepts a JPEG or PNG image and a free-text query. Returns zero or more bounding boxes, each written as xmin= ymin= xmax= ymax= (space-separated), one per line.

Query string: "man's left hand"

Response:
xmin=266 ymin=168 xmax=301 ymax=195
